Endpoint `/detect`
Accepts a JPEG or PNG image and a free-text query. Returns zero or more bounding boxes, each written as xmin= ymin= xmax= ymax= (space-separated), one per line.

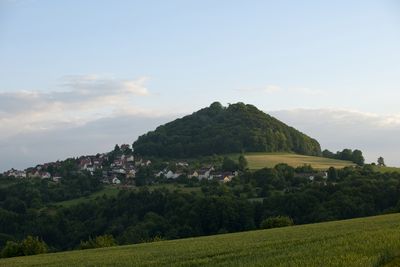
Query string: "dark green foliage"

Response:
xmin=1 ymin=236 xmax=47 ymax=258
xmin=238 ymin=155 xmax=248 ymax=171
xmin=352 ymin=150 xmax=365 ymax=166
xmin=328 ymin=167 xmax=338 ymax=181
xmin=378 ymin=157 xmax=386 ymax=167
xmin=20 ymin=236 xmax=48 ymax=256
xmin=133 ymin=102 xmax=321 ymax=157
xmin=222 ymin=157 xmax=238 ymax=171
xmin=323 ymin=148 xmax=365 ymax=166
xmin=1 ymin=241 xmax=22 ymax=258
xmin=80 ymin=235 xmax=117 ymax=250
xmin=260 ymin=216 xmax=294 ymax=229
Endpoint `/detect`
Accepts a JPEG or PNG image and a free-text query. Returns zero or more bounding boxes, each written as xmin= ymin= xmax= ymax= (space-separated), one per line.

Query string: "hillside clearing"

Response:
xmin=53 ymin=184 xmax=201 ymax=207
xmin=2 ymin=213 xmax=400 ymax=267
xmin=244 ymin=152 xmax=355 ymax=170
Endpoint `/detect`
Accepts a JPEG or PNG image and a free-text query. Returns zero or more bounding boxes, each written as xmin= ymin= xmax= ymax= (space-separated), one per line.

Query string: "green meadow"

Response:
xmin=2 ymin=213 xmax=400 ymax=267
xmin=244 ymin=152 xmax=355 ymax=170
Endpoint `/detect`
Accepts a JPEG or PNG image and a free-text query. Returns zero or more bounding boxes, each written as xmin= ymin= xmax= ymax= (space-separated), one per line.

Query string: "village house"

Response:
xmin=198 ymin=166 xmax=214 ymax=180
xmin=165 ymin=170 xmax=184 ymax=179
xmin=40 ymin=172 xmax=51 ymax=179
xmin=176 ymin=162 xmax=189 ymax=167
xmin=52 ymin=176 xmax=62 ymax=182
xmin=189 ymin=171 xmax=199 ymax=179
xmin=126 ymin=169 xmax=136 ymax=178
xmin=112 ymin=177 xmax=121 ymax=185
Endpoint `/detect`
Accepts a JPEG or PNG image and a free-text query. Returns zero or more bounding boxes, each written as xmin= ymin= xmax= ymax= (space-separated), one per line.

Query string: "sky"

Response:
xmin=1 ymin=0 xmax=400 ymax=171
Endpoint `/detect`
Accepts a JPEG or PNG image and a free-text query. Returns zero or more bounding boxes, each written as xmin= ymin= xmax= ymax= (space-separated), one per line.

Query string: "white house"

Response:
xmin=198 ymin=167 xmax=214 ymax=180
xmin=112 ymin=177 xmax=121 ymax=184
xmin=52 ymin=176 xmax=62 ymax=182
xmin=189 ymin=171 xmax=199 ymax=179
xmin=166 ymin=170 xmax=180 ymax=179
xmin=41 ymin=172 xmax=51 ymax=179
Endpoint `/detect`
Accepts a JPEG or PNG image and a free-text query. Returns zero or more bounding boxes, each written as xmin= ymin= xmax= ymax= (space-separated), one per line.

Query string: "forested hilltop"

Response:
xmin=133 ymin=102 xmax=321 ymax=157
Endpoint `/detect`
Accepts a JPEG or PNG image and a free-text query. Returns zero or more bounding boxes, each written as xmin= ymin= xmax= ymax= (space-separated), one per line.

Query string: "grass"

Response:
xmin=373 ymin=166 xmax=400 ymax=174
xmin=53 ymin=184 xmax=201 ymax=207
xmin=53 ymin=186 xmax=120 ymax=207
xmin=143 ymin=184 xmax=202 ymax=194
xmin=2 ymin=213 xmax=400 ymax=267
xmin=244 ymin=152 xmax=355 ymax=170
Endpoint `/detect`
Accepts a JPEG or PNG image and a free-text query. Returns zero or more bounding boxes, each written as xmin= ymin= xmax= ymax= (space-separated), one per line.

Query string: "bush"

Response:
xmin=1 ymin=236 xmax=47 ymax=258
xmin=1 ymin=241 xmax=22 ymax=258
xmin=260 ymin=216 xmax=294 ymax=229
xmin=80 ymin=235 xmax=117 ymax=250
xmin=20 ymin=235 xmax=48 ymax=256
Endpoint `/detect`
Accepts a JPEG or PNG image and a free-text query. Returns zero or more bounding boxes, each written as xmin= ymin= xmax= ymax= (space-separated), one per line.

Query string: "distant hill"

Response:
xmin=133 ymin=102 xmax=321 ymax=158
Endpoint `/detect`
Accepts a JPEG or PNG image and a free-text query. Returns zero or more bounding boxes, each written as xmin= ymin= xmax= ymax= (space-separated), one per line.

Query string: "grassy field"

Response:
xmin=53 ymin=186 xmax=120 ymax=207
xmin=2 ymin=213 xmax=400 ymax=267
xmin=373 ymin=166 xmax=400 ymax=173
xmin=53 ymin=184 xmax=201 ymax=207
xmin=244 ymin=152 xmax=355 ymax=170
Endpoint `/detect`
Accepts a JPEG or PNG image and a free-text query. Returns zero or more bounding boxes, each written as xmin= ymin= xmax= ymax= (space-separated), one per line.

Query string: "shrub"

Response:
xmin=1 ymin=236 xmax=47 ymax=258
xmin=1 ymin=241 xmax=22 ymax=258
xmin=260 ymin=216 xmax=294 ymax=229
xmin=80 ymin=235 xmax=117 ymax=250
xmin=20 ymin=235 xmax=48 ymax=256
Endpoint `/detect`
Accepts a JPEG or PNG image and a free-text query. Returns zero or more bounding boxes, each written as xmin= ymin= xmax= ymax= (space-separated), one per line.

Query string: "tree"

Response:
xmin=377 ymin=157 xmax=386 ymax=167
xmin=339 ymin=149 xmax=353 ymax=161
xmin=1 ymin=241 xmax=22 ymax=258
xmin=260 ymin=216 xmax=294 ymax=229
xmin=327 ymin=167 xmax=338 ymax=181
xmin=238 ymin=154 xmax=248 ymax=171
xmin=222 ymin=157 xmax=237 ymax=172
xmin=322 ymin=149 xmax=335 ymax=159
xmin=1 ymin=236 xmax=47 ymax=258
xmin=80 ymin=235 xmax=117 ymax=250
xmin=20 ymin=236 xmax=48 ymax=256
xmin=352 ymin=150 xmax=365 ymax=166
xmin=114 ymin=144 xmax=121 ymax=153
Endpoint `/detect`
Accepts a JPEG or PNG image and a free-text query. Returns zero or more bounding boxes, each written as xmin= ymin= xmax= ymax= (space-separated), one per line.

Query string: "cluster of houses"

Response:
xmin=156 ymin=165 xmax=239 ymax=183
xmin=1 ymin=144 xmax=239 ymax=185
xmin=77 ymin=152 xmax=152 ymax=185
xmin=3 ymin=165 xmax=61 ymax=182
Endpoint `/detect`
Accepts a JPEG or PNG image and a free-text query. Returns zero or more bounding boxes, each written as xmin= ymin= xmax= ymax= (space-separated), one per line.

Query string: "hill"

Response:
xmin=2 ymin=213 xmax=400 ymax=267
xmin=244 ymin=152 xmax=355 ymax=170
xmin=133 ymin=102 xmax=321 ymax=158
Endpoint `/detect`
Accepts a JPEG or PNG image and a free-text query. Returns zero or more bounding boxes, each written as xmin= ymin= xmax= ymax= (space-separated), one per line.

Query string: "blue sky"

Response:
xmin=1 ymin=0 xmax=400 ymax=170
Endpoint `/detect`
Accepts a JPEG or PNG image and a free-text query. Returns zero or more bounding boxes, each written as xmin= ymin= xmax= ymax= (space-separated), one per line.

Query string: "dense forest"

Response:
xmin=1 ymin=164 xmax=400 ymax=257
xmin=133 ymin=102 xmax=322 ymax=158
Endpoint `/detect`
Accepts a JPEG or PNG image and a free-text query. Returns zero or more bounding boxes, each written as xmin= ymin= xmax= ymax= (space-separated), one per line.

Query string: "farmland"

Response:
xmin=1 ymin=213 xmax=400 ymax=267
xmin=244 ymin=152 xmax=355 ymax=170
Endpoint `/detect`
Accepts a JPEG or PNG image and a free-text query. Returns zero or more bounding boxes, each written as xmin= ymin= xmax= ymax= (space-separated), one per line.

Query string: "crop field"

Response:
xmin=2 ymin=213 xmax=400 ymax=267
xmin=244 ymin=152 xmax=355 ymax=170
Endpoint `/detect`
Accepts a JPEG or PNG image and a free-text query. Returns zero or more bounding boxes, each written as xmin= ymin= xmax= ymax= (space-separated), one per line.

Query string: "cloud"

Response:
xmin=0 ymin=114 xmax=175 ymax=172
xmin=0 ymin=75 xmax=151 ymax=139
